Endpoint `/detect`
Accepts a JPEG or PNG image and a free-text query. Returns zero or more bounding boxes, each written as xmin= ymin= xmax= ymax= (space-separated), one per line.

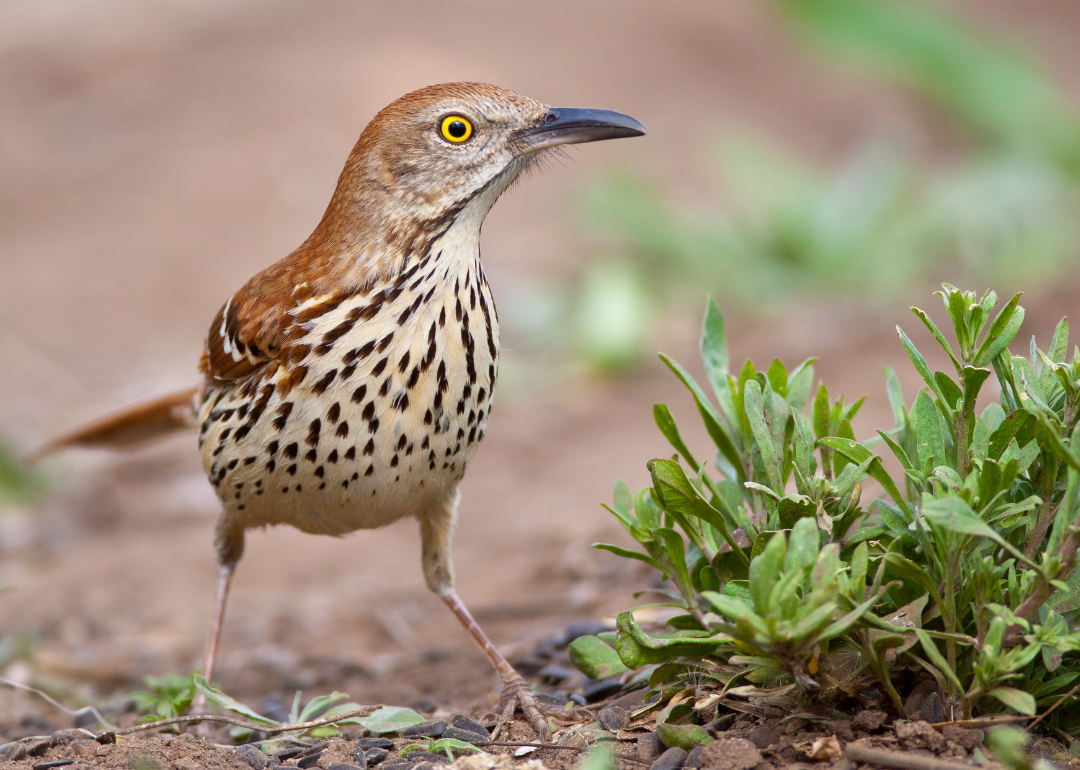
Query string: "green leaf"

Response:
xmin=914 ymin=390 xmax=946 ymax=469
xmin=661 ymin=354 xmax=744 ymax=480
xmin=884 ymin=366 xmax=906 ymax=429
xmin=988 ymin=409 xmax=1037 ymax=459
xmin=701 ymin=298 xmax=737 ymax=424
xmin=818 ymin=437 xmax=911 ymax=517
xmin=614 ymin=611 xmax=727 ymax=668
xmin=912 ymin=307 xmax=961 ymax=374
xmin=656 ymin=700 xmax=713 ymax=750
xmin=1049 ymin=317 xmax=1069 ymax=363
xmin=568 ymin=635 xmax=630 ymax=680
xmin=784 ymin=516 xmax=820 ymax=575
xmin=744 ymin=380 xmax=783 ymax=490
xmin=357 ymin=706 xmax=425 ymax=734
xmin=985 ymin=688 xmax=1037 ymax=716
xmin=898 ymin=326 xmax=947 ymax=405
xmin=749 ymin=528 xmax=786 ymax=612
xmin=594 ymin=543 xmax=666 ymax=573
xmin=914 ymin=629 xmax=964 ymax=696
xmin=654 ymin=404 xmax=699 ymax=471
xmin=193 ymin=675 xmax=280 ymax=725
xmin=973 ymin=294 xmax=1023 ymax=367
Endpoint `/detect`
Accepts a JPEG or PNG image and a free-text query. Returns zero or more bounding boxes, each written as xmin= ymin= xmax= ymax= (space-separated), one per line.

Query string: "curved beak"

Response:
xmin=519 ymin=107 xmax=647 ymax=151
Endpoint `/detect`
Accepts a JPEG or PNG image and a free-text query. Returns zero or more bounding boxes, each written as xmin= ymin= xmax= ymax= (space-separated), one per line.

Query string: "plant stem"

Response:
xmin=943 ymin=558 xmax=958 ymax=676
xmin=1004 ymin=524 xmax=1080 ymax=647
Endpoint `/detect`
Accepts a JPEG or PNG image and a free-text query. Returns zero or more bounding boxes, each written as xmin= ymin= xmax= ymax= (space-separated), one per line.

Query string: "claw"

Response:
xmin=498 ymin=674 xmax=551 ymax=740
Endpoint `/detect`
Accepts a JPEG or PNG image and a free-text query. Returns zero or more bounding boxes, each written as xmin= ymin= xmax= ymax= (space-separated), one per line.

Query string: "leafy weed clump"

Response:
xmin=571 ymin=285 xmax=1080 ymax=738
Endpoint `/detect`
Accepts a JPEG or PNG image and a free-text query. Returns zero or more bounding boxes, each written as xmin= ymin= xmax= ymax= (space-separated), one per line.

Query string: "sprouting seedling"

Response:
xmin=399 ymin=737 xmax=485 ymax=762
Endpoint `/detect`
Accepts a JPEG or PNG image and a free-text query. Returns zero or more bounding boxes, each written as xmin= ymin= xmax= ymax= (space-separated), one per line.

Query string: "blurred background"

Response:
xmin=2 ymin=0 xmax=1080 ymax=732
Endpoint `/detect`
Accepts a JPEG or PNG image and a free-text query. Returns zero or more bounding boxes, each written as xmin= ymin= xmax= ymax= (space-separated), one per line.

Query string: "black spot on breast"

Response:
xmin=226 ymin=458 xmax=238 ymax=470
xmin=407 ymin=367 xmax=420 ymax=389
xmin=305 ymin=449 xmax=317 ymax=462
xmin=336 ymin=421 xmax=349 ymax=438
xmin=314 ymin=466 xmax=324 ymax=478
xmin=380 ymin=377 xmax=392 ymax=397
xmin=340 ymin=362 xmax=357 ymax=380
xmin=468 ymin=426 xmax=477 ymax=443
xmin=365 ymin=464 xmax=374 ymax=476
xmin=463 ymin=384 xmax=472 ymax=399
xmin=477 ymin=388 xmax=486 ymax=402
xmin=344 ymin=446 xmax=356 ymax=461
xmin=439 ymin=307 xmax=446 ymax=327
xmin=457 ymin=399 xmax=465 ymax=415
xmin=352 ymin=385 xmax=367 ymax=404
xmin=273 ymin=402 xmax=293 ymax=430
xmin=268 ymin=441 xmax=279 ymax=456
xmin=266 ymin=459 xmax=276 ymax=472
xmin=328 ymin=449 xmax=339 ymax=463
xmin=377 ymin=333 xmax=394 ymax=353
xmin=363 ymin=438 xmax=375 ymax=456
xmin=421 ymin=435 xmax=429 ymax=449
xmin=369 ymin=417 xmax=380 ymax=433
xmin=327 ymin=402 xmax=340 ymax=423
xmin=405 ymin=443 xmax=414 ymax=456
xmin=234 ymin=425 xmax=251 ymax=441
xmin=424 ymin=409 xmax=433 ymax=425
xmin=312 ymin=369 xmax=337 ymax=395
xmin=244 ymin=456 xmax=256 ymax=465
xmin=390 ymin=454 xmax=399 ymax=467
xmin=283 ymin=442 xmax=298 ymax=460
xmin=306 ymin=419 xmax=321 ymax=446
xmin=237 ymin=404 xmax=249 ymax=420
xmin=220 ymin=428 xmax=232 ymax=441
xmin=287 ymin=463 xmax=297 ymax=475
xmin=398 ymin=351 xmax=411 ymax=372
xmin=362 ymin=401 xmax=375 ymax=421
xmin=392 ymin=392 xmax=409 ymax=411
xmin=344 ymin=340 xmax=376 ymax=365
xmin=396 ymin=435 xmax=407 ymax=450
xmin=371 ymin=357 xmax=388 ymax=377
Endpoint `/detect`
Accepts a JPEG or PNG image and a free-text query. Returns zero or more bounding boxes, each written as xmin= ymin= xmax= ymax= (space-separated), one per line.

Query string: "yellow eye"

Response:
xmin=440 ymin=115 xmax=473 ymax=143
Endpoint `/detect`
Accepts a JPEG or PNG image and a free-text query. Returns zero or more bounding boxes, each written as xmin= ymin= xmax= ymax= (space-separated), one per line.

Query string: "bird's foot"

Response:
xmin=495 ymin=673 xmax=554 ymax=741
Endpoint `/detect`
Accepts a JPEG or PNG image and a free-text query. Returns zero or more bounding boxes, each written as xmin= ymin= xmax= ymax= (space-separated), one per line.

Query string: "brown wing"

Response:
xmin=199 ymin=254 xmax=366 ymax=384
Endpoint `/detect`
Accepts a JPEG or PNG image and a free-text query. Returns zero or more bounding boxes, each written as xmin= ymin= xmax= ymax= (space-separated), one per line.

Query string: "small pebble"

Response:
xmin=379 ymin=761 xmax=412 ymax=770
xmin=49 ymin=730 xmax=83 ymax=747
xmin=851 ymin=710 xmax=887 ymax=733
xmin=582 ymin=678 xmax=623 ymax=703
xmin=450 ymin=715 xmax=489 ymax=735
xmin=350 ymin=747 xmax=368 ymax=769
xmin=538 ymin=665 xmax=576 ymax=684
xmin=638 ymin=733 xmax=662 ymax=761
xmin=26 ymin=740 xmax=51 ymax=757
xmin=536 ymin=692 xmax=571 ymax=707
xmin=359 ymin=737 xmax=396 ymax=750
xmin=747 ymin=725 xmax=780 ymax=749
xmin=651 ymin=746 xmax=687 ymax=770
xmin=234 ymin=744 xmax=271 ymax=769
xmin=34 ymin=762 xmax=74 ymax=770
xmin=599 ymin=706 xmax=629 ymax=732
xmin=442 ymin=726 xmax=487 ymax=744
xmin=0 ymin=743 xmax=28 ymax=761
xmin=400 ymin=719 xmax=447 ymax=738
xmin=274 ymin=746 xmax=305 ymax=760
xmin=329 ymin=765 xmax=366 ymax=770
xmin=511 ymin=656 xmax=548 ymax=676
xmin=704 ymin=714 xmax=736 ymax=734
xmin=297 ymin=751 xmax=323 ymax=769
xmin=95 ymin=732 xmax=116 ymax=745
xmin=569 ymin=694 xmax=587 ymax=706
xmin=363 ymin=747 xmax=389 ymax=765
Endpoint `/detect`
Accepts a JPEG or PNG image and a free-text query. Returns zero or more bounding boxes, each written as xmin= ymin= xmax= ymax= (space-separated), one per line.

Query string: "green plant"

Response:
xmin=572 ymin=286 xmax=1080 ymax=733
xmin=399 ymin=737 xmax=485 ymax=761
xmin=131 ymin=672 xmax=197 ymax=722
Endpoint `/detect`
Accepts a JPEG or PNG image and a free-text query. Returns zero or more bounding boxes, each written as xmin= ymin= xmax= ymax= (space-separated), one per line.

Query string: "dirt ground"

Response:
xmin=3 ymin=1 xmax=1080 ymax=765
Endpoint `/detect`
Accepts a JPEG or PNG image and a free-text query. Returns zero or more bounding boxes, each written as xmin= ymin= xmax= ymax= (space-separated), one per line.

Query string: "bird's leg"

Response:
xmin=191 ymin=523 xmax=244 ymax=713
xmin=420 ymin=492 xmax=551 ymax=740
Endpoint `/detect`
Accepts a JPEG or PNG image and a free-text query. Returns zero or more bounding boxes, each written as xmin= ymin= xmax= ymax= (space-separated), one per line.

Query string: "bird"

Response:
xmin=31 ymin=82 xmax=645 ymax=736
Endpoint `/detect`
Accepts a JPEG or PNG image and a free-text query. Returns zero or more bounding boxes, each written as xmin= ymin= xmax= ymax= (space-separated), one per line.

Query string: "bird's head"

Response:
xmin=318 ymin=83 xmax=646 ymax=255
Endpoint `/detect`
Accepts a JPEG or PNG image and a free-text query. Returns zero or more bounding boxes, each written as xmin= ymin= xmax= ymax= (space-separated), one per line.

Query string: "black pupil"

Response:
xmin=447 ymin=120 xmax=467 ymax=138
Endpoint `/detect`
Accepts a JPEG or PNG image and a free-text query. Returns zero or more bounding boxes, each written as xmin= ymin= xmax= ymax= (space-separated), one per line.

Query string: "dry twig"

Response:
xmin=110 ymin=706 xmax=381 ymax=737
xmin=845 ymin=744 xmax=982 ymax=770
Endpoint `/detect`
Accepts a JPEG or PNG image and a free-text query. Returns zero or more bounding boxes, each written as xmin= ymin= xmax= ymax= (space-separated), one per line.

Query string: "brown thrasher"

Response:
xmin=33 ymin=82 xmax=645 ymax=735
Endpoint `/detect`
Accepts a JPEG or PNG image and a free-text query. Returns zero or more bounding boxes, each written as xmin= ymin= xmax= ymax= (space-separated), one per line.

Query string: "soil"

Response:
xmin=3 ymin=1 xmax=1080 ymax=769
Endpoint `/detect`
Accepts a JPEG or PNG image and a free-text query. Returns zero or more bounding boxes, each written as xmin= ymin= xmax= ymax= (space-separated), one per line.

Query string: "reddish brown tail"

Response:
xmin=27 ymin=385 xmax=201 ymax=463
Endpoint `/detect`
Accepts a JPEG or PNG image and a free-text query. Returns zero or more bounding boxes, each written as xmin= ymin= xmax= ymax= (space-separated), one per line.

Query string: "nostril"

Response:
xmin=544 ymin=112 xmax=558 ymax=123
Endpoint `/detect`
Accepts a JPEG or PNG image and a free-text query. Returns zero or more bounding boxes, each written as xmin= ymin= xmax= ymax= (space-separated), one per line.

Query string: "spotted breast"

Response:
xmin=198 ymin=229 xmax=498 ymax=541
